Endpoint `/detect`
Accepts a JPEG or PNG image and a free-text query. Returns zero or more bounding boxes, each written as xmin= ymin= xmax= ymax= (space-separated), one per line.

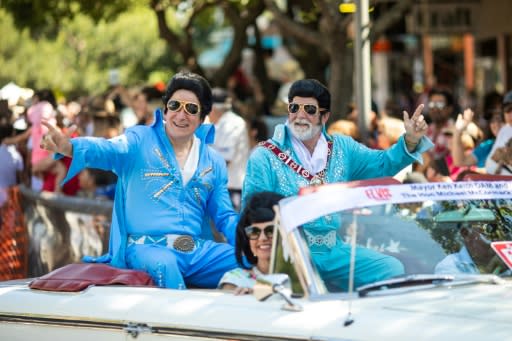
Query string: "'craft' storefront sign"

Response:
xmin=407 ymin=1 xmax=480 ymax=34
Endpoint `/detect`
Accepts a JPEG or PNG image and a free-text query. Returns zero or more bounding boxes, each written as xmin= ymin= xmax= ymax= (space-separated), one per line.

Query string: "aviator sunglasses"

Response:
xmin=288 ymin=103 xmax=321 ymax=115
xmin=167 ymin=99 xmax=201 ymax=116
xmin=244 ymin=224 xmax=274 ymax=240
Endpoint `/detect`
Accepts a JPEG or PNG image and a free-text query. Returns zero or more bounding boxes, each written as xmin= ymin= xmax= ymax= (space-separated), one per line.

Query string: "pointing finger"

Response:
xmin=410 ymin=104 xmax=425 ymax=120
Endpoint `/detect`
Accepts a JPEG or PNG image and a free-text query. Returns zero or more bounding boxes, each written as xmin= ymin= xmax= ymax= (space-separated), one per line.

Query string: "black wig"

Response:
xmin=288 ymin=79 xmax=331 ymax=113
xmin=162 ymin=71 xmax=212 ymax=120
xmin=235 ymin=191 xmax=285 ymax=269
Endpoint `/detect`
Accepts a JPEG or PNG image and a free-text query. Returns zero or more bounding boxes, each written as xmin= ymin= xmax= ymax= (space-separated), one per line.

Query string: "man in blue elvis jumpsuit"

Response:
xmin=43 ymin=72 xmax=239 ymax=289
xmin=242 ymin=79 xmax=434 ymax=292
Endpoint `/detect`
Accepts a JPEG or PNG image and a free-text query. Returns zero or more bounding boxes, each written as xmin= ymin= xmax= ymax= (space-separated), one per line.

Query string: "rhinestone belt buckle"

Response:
xmin=304 ymin=230 xmax=336 ymax=248
xmin=172 ymin=236 xmax=195 ymax=252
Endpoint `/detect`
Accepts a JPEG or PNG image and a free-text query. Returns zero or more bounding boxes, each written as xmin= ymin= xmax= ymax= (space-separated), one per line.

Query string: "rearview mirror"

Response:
xmin=434 ymin=206 xmax=496 ymax=223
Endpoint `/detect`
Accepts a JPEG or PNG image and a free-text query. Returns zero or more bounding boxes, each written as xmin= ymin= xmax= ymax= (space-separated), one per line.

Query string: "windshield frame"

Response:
xmin=276 ymin=181 xmax=512 ymax=298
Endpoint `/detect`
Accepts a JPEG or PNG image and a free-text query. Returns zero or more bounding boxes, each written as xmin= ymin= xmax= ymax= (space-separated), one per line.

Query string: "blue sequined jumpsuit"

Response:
xmin=242 ymin=124 xmax=434 ymax=291
xmin=60 ymin=109 xmax=239 ymax=289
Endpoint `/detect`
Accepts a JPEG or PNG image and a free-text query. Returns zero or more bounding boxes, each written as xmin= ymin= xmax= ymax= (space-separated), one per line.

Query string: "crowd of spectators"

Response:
xmin=328 ymin=87 xmax=512 ymax=184
xmin=1 ymin=71 xmax=511 ymax=212
xmin=0 ymin=84 xmax=162 ymax=203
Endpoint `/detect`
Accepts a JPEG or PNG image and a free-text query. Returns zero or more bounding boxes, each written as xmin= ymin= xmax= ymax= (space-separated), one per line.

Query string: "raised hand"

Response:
xmin=455 ymin=108 xmax=474 ymax=133
xmin=40 ymin=120 xmax=76 ymax=157
xmin=403 ymin=104 xmax=428 ymax=144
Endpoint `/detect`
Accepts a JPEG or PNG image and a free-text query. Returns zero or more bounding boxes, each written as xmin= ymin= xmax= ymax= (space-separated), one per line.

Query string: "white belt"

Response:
xmin=127 ymin=234 xmax=197 ymax=252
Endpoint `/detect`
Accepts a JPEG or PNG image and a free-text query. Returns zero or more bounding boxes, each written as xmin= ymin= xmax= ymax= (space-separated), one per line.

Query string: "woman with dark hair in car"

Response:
xmin=218 ymin=191 xmax=284 ymax=294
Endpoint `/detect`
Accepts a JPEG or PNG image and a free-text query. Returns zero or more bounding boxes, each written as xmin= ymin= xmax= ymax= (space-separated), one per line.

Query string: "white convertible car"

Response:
xmin=0 ymin=178 xmax=511 ymax=340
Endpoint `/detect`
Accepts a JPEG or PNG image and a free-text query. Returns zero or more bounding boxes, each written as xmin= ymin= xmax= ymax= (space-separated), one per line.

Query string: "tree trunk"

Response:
xmin=325 ymin=30 xmax=354 ymax=123
xmin=210 ymin=0 xmax=265 ymax=87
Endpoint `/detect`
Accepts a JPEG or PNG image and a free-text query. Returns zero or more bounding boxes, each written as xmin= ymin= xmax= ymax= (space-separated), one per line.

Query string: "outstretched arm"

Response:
xmin=40 ymin=119 xmax=136 ymax=184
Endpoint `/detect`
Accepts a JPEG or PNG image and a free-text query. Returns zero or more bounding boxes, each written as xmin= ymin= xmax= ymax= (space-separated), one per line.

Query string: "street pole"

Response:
xmin=354 ymin=0 xmax=371 ymax=145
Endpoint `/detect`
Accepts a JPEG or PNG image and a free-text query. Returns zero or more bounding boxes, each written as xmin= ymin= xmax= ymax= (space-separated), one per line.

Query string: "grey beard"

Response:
xmin=290 ymin=122 xmax=322 ymax=141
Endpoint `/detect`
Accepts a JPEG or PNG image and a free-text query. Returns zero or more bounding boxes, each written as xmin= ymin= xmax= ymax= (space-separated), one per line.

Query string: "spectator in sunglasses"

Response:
xmin=38 ymin=71 xmax=240 ymax=289
xmin=218 ymin=191 xmax=285 ymax=294
xmin=425 ymin=88 xmax=456 ymax=161
xmin=242 ymin=78 xmax=434 ymax=292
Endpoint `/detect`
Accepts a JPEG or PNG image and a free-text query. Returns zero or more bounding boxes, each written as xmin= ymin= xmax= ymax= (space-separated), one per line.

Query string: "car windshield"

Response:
xmin=278 ymin=181 xmax=512 ymax=295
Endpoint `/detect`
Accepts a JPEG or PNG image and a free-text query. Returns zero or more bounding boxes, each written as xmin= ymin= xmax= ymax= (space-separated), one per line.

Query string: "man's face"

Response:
xmin=164 ymin=89 xmax=202 ymax=141
xmin=428 ymin=94 xmax=451 ymax=124
xmin=288 ymin=96 xmax=329 ymax=142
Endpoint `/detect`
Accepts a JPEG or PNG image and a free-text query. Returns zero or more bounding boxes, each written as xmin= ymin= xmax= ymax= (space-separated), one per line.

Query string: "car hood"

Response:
xmin=318 ymin=281 xmax=512 ymax=340
xmin=0 ymin=280 xmax=511 ymax=340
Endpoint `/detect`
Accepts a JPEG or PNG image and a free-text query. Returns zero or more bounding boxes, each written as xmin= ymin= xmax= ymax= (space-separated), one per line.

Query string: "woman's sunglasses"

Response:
xmin=167 ymin=99 xmax=201 ymax=116
xmin=244 ymin=224 xmax=274 ymax=240
xmin=288 ymin=103 xmax=320 ymax=115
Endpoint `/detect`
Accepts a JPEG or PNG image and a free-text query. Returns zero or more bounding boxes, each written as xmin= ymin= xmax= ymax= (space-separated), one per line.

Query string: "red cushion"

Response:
xmin=29 ymin=263 xmax=154 ymax=292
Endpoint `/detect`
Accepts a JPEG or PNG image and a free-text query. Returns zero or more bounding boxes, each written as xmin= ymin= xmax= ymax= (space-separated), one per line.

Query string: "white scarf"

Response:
xmin=181 ymin=136 xmax=200 ymax=185
xmin=288 ymin=124 xmax=328 ymax=175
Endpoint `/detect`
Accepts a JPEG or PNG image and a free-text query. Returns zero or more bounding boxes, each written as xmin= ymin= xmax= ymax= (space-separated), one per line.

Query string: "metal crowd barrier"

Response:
xmin=0 ymin=185 xmax=112 ymax=280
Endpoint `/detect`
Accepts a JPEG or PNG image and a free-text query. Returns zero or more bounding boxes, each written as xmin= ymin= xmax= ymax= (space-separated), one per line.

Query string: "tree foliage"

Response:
xmin=1 ymin=0 xmax=137 ymax=38
xmin=264 ymin=0 xmax=413 ymax=121
xmin=148 ymin=0 xmax=265 ymax=86
xmin=0 ymin=7 xmax=175 ymax=97
xmin=1 ymin=0 xmax=265 ymax=98
xmin=1 ymin=0 xmax=413 ymax=118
